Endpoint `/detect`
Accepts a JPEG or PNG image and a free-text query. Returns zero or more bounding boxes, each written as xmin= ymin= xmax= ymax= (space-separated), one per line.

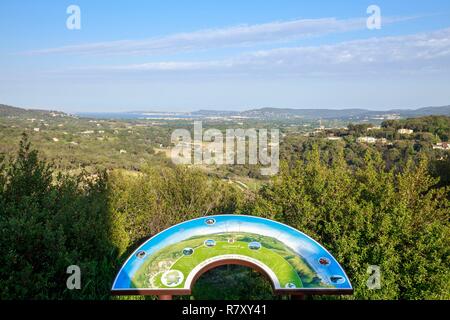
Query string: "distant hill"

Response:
xmin=240 ymin=105 xmax=450 ymax=120
xmin=0 ymin=104 xmax=67 ymax=118
xmin=132 ymin=105 xmax=450 ymax=120
xmin=241 ymin=108 xmax=369 ymax=119
xmin=2 ymin=103 xmax=450 ymax=121
xmin=0 ymin=104 xmax=31 ymax=117
xmin=191 ymin=109 xmax=240 ymax=116
xmin=388 ymin=106 xmax=450 ymax=117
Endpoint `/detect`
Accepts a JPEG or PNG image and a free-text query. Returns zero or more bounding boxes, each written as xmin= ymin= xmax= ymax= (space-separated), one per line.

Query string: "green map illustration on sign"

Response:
xmin=112 ymin=215 xmax=352 ymax=294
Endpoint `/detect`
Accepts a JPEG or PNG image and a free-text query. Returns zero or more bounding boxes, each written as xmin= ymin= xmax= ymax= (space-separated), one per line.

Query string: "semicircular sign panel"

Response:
xmin=112 ymin=215 xmax=353 ymax=295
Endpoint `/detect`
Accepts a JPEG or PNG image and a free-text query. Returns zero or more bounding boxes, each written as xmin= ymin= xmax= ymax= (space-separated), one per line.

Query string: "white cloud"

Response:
xmin=70 ymin=27 xmax=450 ymax=76
xmin=26 ymin=16 xmax=413 ymax=56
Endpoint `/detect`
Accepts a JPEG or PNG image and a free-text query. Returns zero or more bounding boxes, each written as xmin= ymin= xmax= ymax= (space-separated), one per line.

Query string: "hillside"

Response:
xmin=0 ymin=104 xmax=67 ymax=118
xmin=241 ymin=105 xmax=450 ymax=120
xmin=76 ymin=105 xmax=450 ymax=121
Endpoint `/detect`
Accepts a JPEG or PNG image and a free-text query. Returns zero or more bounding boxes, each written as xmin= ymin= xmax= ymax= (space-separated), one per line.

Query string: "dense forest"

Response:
xmin=281 ymin=116 xmax=450 ymax=188
xmin=1 ymin=133 xmax=449 ymax=300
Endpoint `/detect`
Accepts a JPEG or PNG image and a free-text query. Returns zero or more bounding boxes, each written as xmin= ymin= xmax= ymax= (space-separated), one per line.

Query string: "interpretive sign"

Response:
xmin=112 ymin=215 xmax=353 ymax=296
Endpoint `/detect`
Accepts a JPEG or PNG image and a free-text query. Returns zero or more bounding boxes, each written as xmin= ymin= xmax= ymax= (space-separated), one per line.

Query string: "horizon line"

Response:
xmin=2 ymin=102 xmax=450 ymax=115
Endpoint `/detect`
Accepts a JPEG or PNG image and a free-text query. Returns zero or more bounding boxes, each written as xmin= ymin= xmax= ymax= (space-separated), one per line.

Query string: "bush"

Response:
xmin=108 ymin=164 xmax=244 ymax=256
xmin=0 ymin=134 xmax=118 ymax=299
xmin=246 ymin=146 xmax=450 ymax=299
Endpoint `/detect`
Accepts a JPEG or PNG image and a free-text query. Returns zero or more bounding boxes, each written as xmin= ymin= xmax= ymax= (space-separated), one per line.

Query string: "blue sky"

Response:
xmin=1 ymin=0 xmax=450 ymax=112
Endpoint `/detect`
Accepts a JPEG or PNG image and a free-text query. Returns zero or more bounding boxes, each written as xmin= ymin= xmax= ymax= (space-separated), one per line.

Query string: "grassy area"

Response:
xmin=130 ymin=232 xmax=328 ymax=290
xmin=169 ymin=240 xmax=302 ymax=288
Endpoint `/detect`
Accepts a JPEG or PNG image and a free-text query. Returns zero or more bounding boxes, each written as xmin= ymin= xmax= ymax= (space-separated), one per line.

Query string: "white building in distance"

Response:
xmin=357 ymin=136 xmax=377 ymax=144
xmin=433 ymin=142 xmax=450 ymax=150
xmin=398 ymin=128 xmax=414 ymax=135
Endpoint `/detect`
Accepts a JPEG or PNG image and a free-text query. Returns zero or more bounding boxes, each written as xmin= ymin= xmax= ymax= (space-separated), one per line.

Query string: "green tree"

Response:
xmin=0 ymin=134 xmax=118 ymax=299
xmin=245 ymin=146 xmax=450 ymax=299
xmin=108 ymin=164 xmax=244 ymax=256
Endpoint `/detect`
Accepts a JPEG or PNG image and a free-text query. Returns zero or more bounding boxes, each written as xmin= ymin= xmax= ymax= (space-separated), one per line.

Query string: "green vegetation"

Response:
xmin=192 ymin=265 xmax=275 ymax=300
xmin=282 ymin=116 xmax=450 ymax=186
xmin=0 ymin=134 xmax=117 ymax=299
xmin=247 ymin=146 xmax=450 ymax=299
xmin=1 ymin=106 xmax=449 ymax=300
xmin=382 ymin=116 xmax=450 ymax=141
xmin=131 ymin=232 xmax=311 ymax=290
